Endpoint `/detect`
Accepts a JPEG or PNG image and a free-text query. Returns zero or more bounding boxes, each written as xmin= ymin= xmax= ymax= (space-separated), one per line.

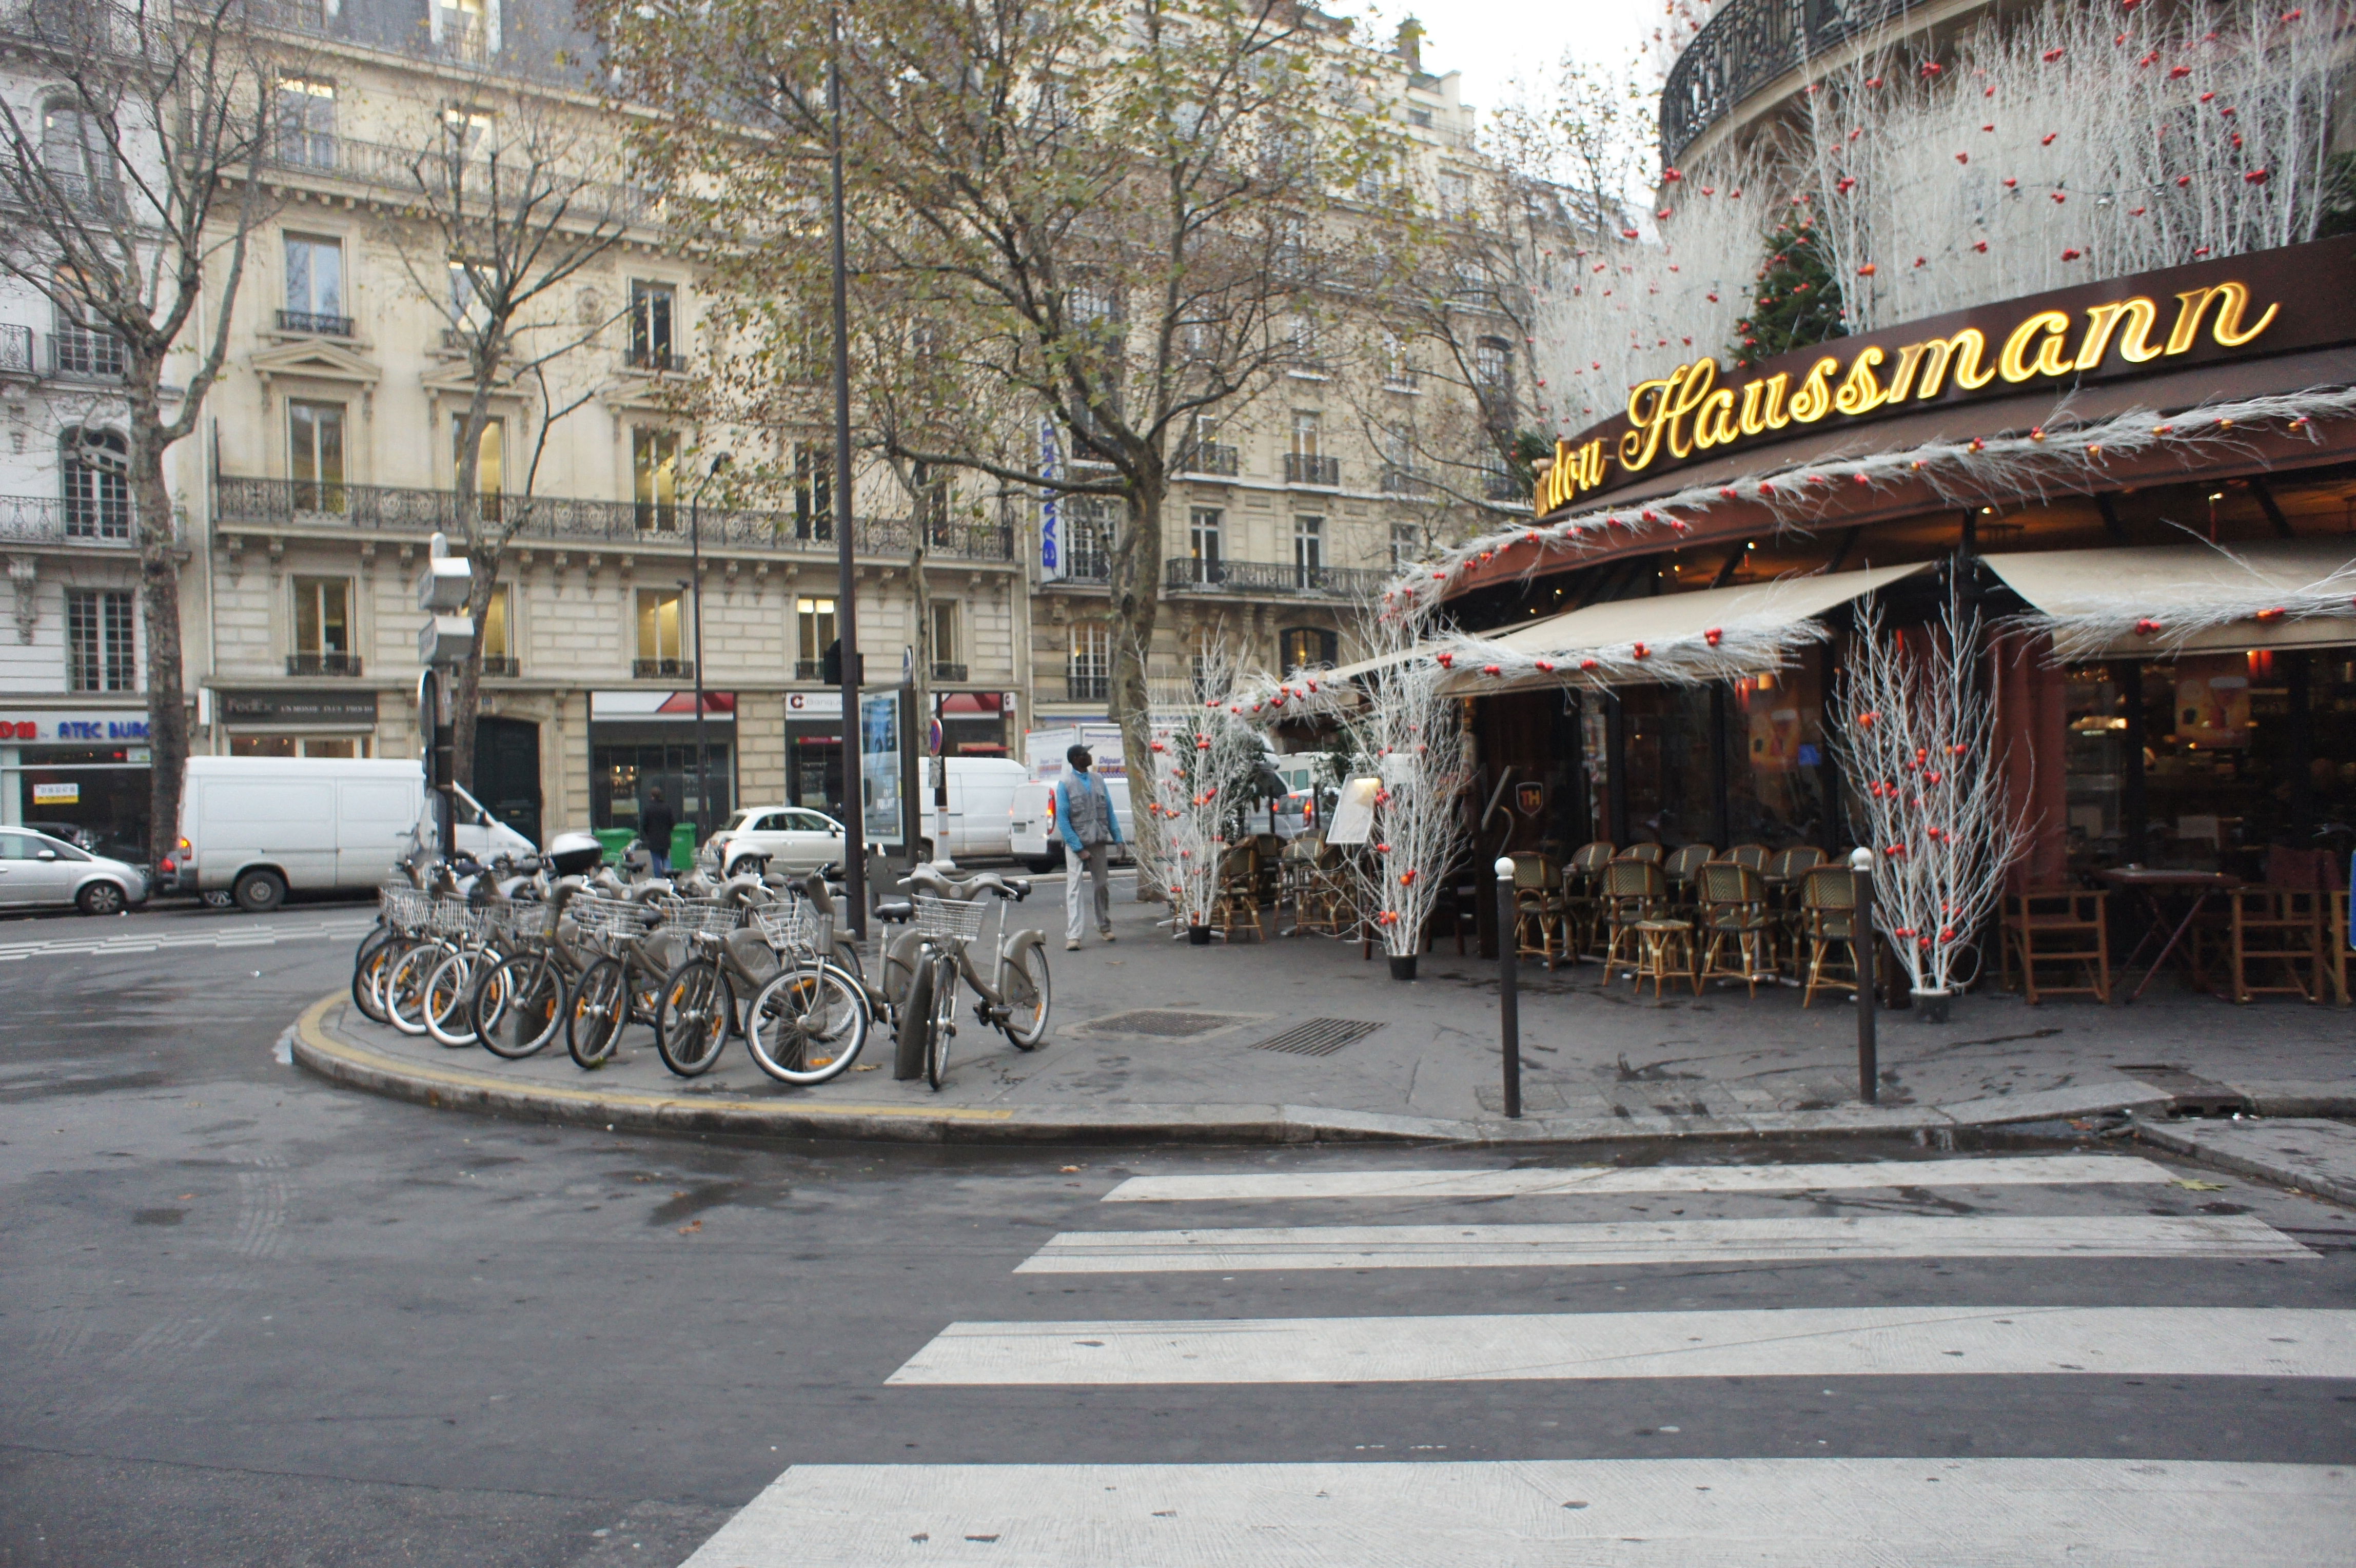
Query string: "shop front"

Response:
xmin=588 ymin=689 xmax=736 ymax=839
xmin=215 ymin=688 xmax=384 ymax=758
xmin=1411 ymin=237 xmax=2356 ymax=954
xmin=0 ymin=705 xmax=155 ymax=860
xmin=937 ymin=691 xmax=1014 ymax=756
xmin=783 ymin=690 xmax=843 ymax=817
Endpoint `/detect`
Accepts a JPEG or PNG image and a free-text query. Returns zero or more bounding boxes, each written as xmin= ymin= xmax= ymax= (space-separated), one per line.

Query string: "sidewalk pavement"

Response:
xmin=291 ymin=868 xmax=2356 ymax=1158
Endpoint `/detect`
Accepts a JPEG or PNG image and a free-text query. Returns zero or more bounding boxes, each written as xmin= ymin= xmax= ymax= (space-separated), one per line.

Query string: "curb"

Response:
xmin=286 ymin=992 xmax=2355 ymax=1150
xmin=2132 ymin=1115 xmax=2356 ymax=1208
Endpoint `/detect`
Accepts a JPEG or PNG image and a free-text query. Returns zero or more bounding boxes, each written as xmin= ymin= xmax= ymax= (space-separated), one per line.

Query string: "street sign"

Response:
xmin=927 ymin=718 xmax=943 ymax=756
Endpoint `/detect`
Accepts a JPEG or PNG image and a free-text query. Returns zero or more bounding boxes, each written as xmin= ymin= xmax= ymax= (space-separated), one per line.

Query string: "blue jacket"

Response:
xmin=1054 ymin=770 xmax=1122 ymax=852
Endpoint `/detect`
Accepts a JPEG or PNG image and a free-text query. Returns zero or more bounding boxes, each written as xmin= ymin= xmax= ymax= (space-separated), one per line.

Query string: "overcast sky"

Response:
xmin=1361 ymin=2 xmax=1654 ymax=122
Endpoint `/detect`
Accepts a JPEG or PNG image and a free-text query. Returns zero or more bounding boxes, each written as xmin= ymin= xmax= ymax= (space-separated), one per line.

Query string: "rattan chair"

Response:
xmin=1563 ymin=841 xmax=1616 ymax=957
xmin=2001 ymin=888 xmax=2112 ymax=1004
xmin=1798 ymin=863 xmax=1866 ymax=1007
xmin=1621 ymin=841 xmax=1665 ymax=864
xmin=1726 ymin=842 xmax=1772 ymax=873
xmin=1599 ymin=857 xmax=1668 ymax=976
xmin=1509 ymin=852 xmax=1570 ymax=968
xmin=1663 ymin=843 xmax=1717 ymax=918
xmin=1697 ymin=860 xmax=1777 ymax=994
xmin=1763 ymin=846 xmax=1827 ymax=971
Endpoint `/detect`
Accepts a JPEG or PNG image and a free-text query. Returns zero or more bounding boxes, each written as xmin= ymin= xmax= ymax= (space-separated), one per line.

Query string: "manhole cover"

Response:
xmin=1253 ymin=1018 xmax=1383 ymax=1057
xmin=1084 ymin=1009 xmax=1244 ymax=1037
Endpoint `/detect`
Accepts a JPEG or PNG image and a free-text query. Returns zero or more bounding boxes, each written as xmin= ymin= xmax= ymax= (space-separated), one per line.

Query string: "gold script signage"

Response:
xmin=1534 ymin=235 xmax=2356 ymax=515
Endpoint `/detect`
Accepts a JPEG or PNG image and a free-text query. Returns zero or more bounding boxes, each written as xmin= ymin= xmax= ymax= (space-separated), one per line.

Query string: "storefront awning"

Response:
xmin=1439 ymin=563 xmax=1934 ymax=695
xmin=1984 ymin=541 xmax=2356 ymax=660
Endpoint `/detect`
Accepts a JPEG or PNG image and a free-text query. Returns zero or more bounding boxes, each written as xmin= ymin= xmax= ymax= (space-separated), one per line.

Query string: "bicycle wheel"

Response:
xmin=924 ymin=955 xmax=958 ymax=1091
xmin=474 ymin=951 xmax=565 ymax=1059
xmin=746 ymin=963 xmax=870 ymax=1086
xmin=1000 ymin=943 xmax=1052 ymax=1050
xmin=384 ymin=941 xmax=447 ymax=1037
xmin=655 ymin=958 xmax=734 ymax=1077
xmin=567 ymin=956 xmax=630 ymax=1069
xmin=423 ymin=948 xmax=486 ymax=1048
xmin=352 ymin=932 xmax=404 ymax=1025
xmin=894 ymin=951 xmax=935 ymax=1081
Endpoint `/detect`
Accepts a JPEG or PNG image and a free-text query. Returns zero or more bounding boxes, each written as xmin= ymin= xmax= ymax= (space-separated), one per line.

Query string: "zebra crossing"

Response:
xmin=0 ymin=914 xmax=375 ymax=963
xmin=681 ymin=1151 xmax=2356 ymax=1566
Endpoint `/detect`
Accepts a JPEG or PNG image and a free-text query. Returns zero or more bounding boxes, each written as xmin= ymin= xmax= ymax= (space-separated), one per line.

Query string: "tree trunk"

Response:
xmin=448 ymin=395 xmax=492 ymax=790
xmin=1106 ymin=470 xmax=1165 ymax=887
xmin=130 ymin=401 xmax=187 ymax=871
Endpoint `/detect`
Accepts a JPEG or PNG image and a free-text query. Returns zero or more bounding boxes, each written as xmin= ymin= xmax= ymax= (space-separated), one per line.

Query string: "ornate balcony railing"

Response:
xmin=622 ymin=347 xmax=686 ymax=373
xmin=479 ymin=655 xmax=520 ymax=677
xmin=1660 ymin=0 xmax=1926 ymax=164
xmin=931 ymin=662 xmax=968 ymax=683
xmin=633 ymin=658 xmax=693 ymax=680
xmin=287 ymin=651 xmax=362 ymax=677
xmin=257 ymin=132 xmax=660 ymax=229
xmin=213 ymin=476 xmax=1016 ymax=563
xmin=1165 ymin=556 xmax=1386 ymax=599
xmin=277 ymin=308 xmax=354 ymax=337
xmin=1174 ymin=441 xmax=1239 ymax=477
xmin=0 ymin=324 xmax=30 ymax=374
xmin=0 ymin=493 xmax=145 ymax=546
xmin=1283 ymin=453 xmax=1340 ymax=487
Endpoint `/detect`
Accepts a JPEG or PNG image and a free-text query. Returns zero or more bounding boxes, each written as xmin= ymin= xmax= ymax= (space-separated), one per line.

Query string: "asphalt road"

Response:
xmin=4 ymin=901 xmax=2354 ymax=1566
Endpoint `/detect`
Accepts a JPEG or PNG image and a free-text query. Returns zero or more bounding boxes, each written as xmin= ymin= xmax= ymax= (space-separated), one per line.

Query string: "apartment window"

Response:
xmin=635 ymin=588 xmax=684 ymax=674
xmin=930 ymin=600 xmax=960 ymax=678
xmin=41 ymin=100 xmax=111 ymax=208
xmin=796 ymin=596 xmax=836 ymax=677
xmin=1476 ymin=335 xmax=1514 ymax=394
xmin=1381 ymin=330 xmax=1418 ymax=391
xmin=1390 ymin=521 xmax=1421 ymax=570
xmin=791 ymin=442 xmax=832 ymax=540
xmin=1286 ymin=315 xmax=1323 ymax=369
xmin=1068 ymin=621 xmax=1110 ymax=702
xmin=628 ymin=280 xmax=676 ymax=371
xmin=50 ymin=287 xmax=120 ymax=379
xmin=273 ymin=77 xmax=337 ymax=168
xmin=1186 ymin=506 xmax=1223 ymax=586
xmin=60 ymin=428 xmax=129 ymax=539
xmin=433 ymin=0 xmax=498 ymax=61
xmin=283 ymin=234 xmax=345 ymax=334
xmin=1290 ymin=409 xmax=1322 ymax=458
xmin=1280 ymin=626 xmax=1338 ymax=674
xmin=633 ymin=428 xmax=679 ymax=530
xmin=447 ymin=260 xmax=486 ymax=334
xmin=479 ymin=584 xmax=514 ymax=673
xmin=289 ymin=400 xmax=346 ymax=512
xmin=1272 ymin=210 xmax=1308 ymax=278
xmin=1286 ymin=410 xmax=1335 ymax=487
xmin=913 ymin=461 xmax=951 ymax=543
xmin=1189 ymin=627 xmax=1221 ymax=700
xmin=66 ymin=589 xmax=135 ymax=692
xmin=1293 ymin=515 xmax=1324 ymax=584
xmin=1065 ymin=495 xmax=1113 ymax=581
xmin=292 ymin=576 xmax=354 ymax=674
xmin=453 ymin=415 xmax=505 ymax=520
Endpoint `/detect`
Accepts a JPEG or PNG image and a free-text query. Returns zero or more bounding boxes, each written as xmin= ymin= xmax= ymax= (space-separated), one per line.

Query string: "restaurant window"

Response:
xmin=632 ymin=428 xmax=678 ymax=531
xmin=2062 ymin=664 xmax=2130 ymax=868
xmin=66 ymin=588 xmax=135 ymax=692
xmin=1724 ymin=665 xmax=1831 ymax=849
xmin=2125 ymin=650 xmax=2351 ymax=873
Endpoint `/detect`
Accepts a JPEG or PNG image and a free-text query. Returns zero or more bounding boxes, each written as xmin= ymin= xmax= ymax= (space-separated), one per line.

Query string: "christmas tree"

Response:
xmin=1729 ymin=203 xmax=1846 ymax=370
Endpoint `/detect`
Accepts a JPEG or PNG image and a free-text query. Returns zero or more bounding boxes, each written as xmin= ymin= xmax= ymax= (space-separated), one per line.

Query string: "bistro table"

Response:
xmin=2098 ymin=867 xmax=2244 ymax=1003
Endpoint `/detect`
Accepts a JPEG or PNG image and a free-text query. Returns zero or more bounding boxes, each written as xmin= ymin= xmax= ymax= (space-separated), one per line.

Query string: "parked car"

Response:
xmin=0 ymin=827 xmax=148 ymax=915
xmin=159 ymin=757 xmax=535 ymax=913
xmin=1009 ymin=775 xmax=1134 ymax=873
xmin=704 ymin=806 xmax=848 ymax=875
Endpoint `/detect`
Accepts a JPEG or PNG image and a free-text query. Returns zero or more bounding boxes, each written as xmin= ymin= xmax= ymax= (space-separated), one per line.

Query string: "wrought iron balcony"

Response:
xmin=256 ymin=131 xmax=660 ymax=228
xmin=479 ymin=655 xmax=520 ymax=677
xmin=0 ymin=324 xmax=29 ymax=375
xmin=633 ymin=658 xmax=694 ymax=680
xmin=212 ymin=476 xmax=1017 ymax=563
xmin=1164 ymin=556 xmax=1386 ymax=599
xmin=622 ymin=347 xmax=686 ymax=373
xmin=287 ymin=651 xmax=362 ymax=677
xmin=931 ymin=662 xmax=967 ymax=683
xmin=277 ymin=308 xmax=354 ymax=337
xmin=1660 ymin=0 xmax=1927 ymax=164
xmin=1174 ymin=441 xmax=1238 ymax=477
xmin=1379 ymin=465 xmax=1432 ymax=496
xmin=1283 ymin=453 xmax=1340 ymax=487
xmin=0 ymin=493 xmax=143 ymax=546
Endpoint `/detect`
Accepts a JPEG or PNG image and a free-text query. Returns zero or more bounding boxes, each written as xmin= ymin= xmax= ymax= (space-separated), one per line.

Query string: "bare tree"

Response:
xmin=385 ymin=67 xmax=642 ymax=786
xmin=0 ymin=0 xmax=279 ymax=861
xmin=598 ymin=0 xmax=1412 ymax=868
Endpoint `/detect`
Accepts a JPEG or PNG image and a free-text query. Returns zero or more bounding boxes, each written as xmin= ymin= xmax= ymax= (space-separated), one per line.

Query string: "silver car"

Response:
xmin=0 ymin=827 xmax=149 ymax=915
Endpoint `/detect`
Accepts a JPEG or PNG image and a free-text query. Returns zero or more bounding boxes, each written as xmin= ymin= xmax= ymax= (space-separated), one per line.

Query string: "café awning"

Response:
xmin=1983 ymin=541 xmax=2356 ymax=659
xmin=1437 ymin=562 xmax=1934 ymax=695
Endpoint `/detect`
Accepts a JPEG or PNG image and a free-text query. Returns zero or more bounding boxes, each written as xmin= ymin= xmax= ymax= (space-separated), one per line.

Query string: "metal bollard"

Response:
xmin=1850 ymin=846 xmax=1877 ymax=1105
xmin=1495 ymin=856 xmax=1521 ymax=1120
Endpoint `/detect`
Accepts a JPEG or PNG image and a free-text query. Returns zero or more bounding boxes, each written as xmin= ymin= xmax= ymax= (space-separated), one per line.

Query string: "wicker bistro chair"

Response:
xmin=1762 ymin=846 xmax=1825 ymax=973
xmin=1662 ymin=843 xmax=1716 ymax=918
xmin=1621 ymin=841 xmax=1665 ymax=865
xmin=2001 ymin=888 xmax=2112 ymax=1004
xmin=1509 ymin=852 xmax=1570 ymax=968
xmin=1696 ymin=861 xmax=1778 ymax=994
xmin=1563 ymin=841 xmax=1616 ymax=957
xmin=1599 ymin=858 xmax=1669 ymax=977
xmin=1211 ymin=843 xmax=1266 ymax=943
xmin=1798 ymin=864 xmax=1868 ymax=1007
xmin=1725 ymin=842 xmax=1772 ymax=873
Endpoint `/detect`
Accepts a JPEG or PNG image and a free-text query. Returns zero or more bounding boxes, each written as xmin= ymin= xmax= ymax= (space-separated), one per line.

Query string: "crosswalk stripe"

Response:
xmin=1014 ymin=1213 xmax=2309 ymax=1273
xmin=887 ymin=1305 xmax=2356 ymax=1386
xmin=0 ymin=918 xmax=375 ymax=962
xmin=1100 ymin=1153 xmax=2174 ymax=1203
xmin=678 ymin=1458 xmax=2356 ymax=1567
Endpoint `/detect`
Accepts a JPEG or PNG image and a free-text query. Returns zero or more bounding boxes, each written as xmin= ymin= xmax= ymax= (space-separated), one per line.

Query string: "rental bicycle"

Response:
xmin=894 ymin=865 xmax=1052 ymax=1091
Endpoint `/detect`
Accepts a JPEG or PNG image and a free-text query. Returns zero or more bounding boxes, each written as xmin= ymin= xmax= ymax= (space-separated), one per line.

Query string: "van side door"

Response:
xmin=338 ymin=779 xmax=422 ymax=886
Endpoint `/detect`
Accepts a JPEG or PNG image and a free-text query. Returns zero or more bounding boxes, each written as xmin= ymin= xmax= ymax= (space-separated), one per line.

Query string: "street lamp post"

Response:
xmin=688 ymin=453 xmax=731 ymax=858
xmin=416 ymin=533 xmax=475 ymax=867
xmin=828 ymin=18 xmax=864 ymax=936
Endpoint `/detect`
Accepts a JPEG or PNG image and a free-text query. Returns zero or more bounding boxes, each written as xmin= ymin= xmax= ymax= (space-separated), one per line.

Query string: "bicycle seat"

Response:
xmin=875 ymin=898 xmax=915 ymax=924
xmin=905 ymin=864 xmax=1025 ymax=901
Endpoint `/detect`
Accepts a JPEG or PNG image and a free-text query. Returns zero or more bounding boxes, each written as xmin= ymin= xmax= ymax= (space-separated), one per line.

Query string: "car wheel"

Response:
xmin=76 ymin=880 xmax=127 ymax=916
xmin=232 ymin=869 xmax=286 ymax=914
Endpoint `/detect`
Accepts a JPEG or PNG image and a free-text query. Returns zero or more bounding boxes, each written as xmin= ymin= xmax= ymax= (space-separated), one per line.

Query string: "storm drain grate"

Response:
xmin=1085 ymin=1009 xmax=1243 ymax=1038
xmin=1252 ymin=1018 xmax=1383 ymax=1057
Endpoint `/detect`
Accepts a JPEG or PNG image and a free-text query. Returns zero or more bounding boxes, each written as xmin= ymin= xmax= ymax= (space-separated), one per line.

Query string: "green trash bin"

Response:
xmin=591 ymin=828 xmax=636 ymax=866
xmin=671 ymin=824 xmax=700 ymax=870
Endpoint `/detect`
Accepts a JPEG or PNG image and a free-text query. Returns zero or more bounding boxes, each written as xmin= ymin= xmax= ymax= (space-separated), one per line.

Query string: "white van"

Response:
xmin=162 ymin=757 xmax=535 ymax=912
xmin=924 ymin=756 xmax=1029 ymax=860
xmin=1009 ymin=775 xmax=1134 ymax=872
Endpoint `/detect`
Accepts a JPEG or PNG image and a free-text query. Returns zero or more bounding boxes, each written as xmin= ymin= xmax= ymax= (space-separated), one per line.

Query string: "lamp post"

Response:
xmin=828 ymin=11 xmax=864 ymax=937
xmin=416 ymin=533 xmax=474 ymax=868
xmin=1851 ymin=845 xmax=1878 ymax=1104
xmin=688 ymin=453 xmax=731 ymax=855
xmin=1495 ymin=855 xmax=1521 ymax=1120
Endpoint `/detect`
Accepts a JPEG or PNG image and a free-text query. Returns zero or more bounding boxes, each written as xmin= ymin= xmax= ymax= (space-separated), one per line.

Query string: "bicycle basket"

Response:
xmin=657 ymin=895 xmax=742 ymax=938
xmin=491 ymin=899 xmax=556 ymax=943
xmin=380 ymin=884 xmax=434 ymax=929
xmin=913 ymin=895 xmax=988 ymax=942
xmin=752 ymin=899 xmax=828 ymax=956
xmin=427 ymin=894 xmax=487 ymax=938
xmin=570 ymin=894 xmax=647 ymax=947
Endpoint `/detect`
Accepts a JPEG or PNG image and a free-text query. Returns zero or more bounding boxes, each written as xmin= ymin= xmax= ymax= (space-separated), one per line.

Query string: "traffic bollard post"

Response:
xmin=1850 ymin=845 xmax=1877 ymax=1105
xmin=1495 ymin=856 xmax=1521 ymax=1120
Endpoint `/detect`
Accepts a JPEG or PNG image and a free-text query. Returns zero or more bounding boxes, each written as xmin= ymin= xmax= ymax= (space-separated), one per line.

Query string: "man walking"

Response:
xmin=639 ymin=785 xmax=677 ymax=876
xmin=1055 ymin=745 xmax=1122 ymax=950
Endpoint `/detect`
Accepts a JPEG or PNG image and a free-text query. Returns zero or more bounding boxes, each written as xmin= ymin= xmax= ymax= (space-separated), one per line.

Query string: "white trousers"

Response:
xmin=1065 ymin=841 xmax=1113 ymax=942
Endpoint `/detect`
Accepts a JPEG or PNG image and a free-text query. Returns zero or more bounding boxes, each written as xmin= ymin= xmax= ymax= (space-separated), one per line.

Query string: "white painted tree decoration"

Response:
xmin=1142 ymin=642 xmax=1264 ymax=936
xmin=1837 ymin=584 xmax=2031 ymax=997
xmin=1341 ymin=611 xmax=1473 ymax=962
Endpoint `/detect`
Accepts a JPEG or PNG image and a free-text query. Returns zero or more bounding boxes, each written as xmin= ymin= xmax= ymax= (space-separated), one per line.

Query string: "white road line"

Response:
xmin=1015 ymin=1214 xmax=2309 ymax=1273
xmin=886 ymin=1305 xmax=2356 ymax=1386
xmin=679 ymin=1458 xmax=2356 ymax=1567
xmin=0 ymin=919 xmax=374 ymax=962
xmin=1100 ymin=1154 xmax=2176 ymax=1203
